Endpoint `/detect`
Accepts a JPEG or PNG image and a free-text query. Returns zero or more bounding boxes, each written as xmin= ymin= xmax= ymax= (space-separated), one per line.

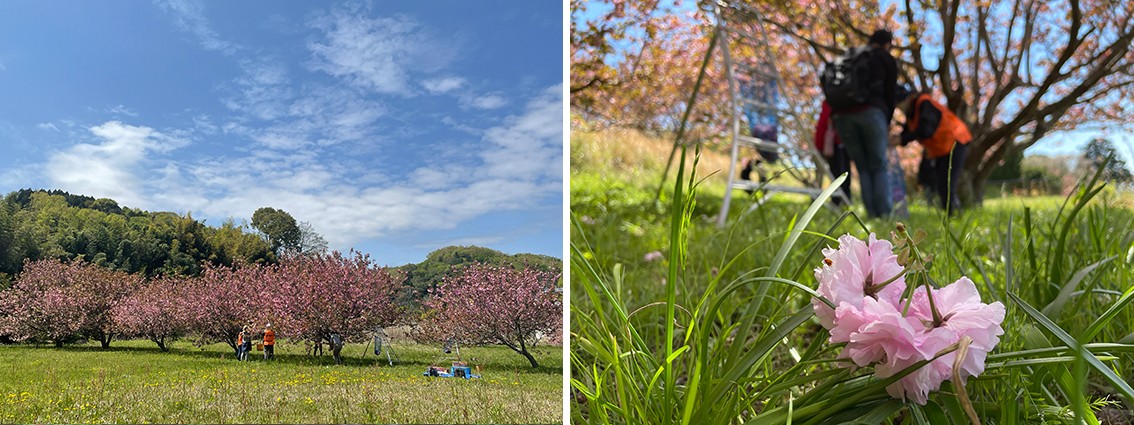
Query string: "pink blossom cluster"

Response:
xmin=812 ymin=234 xmax=1006 ymax=404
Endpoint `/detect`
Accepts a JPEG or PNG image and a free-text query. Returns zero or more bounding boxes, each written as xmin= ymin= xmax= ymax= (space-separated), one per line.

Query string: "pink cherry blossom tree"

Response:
xmin=112 ymin=276 xmax=189 ymax=351
xmin=421 ymin=264 xmax=562 ymax=368
xmin=0 ymin=260 xmax=84 ymax=347
xmin=269 ymin=251 xmax=404 ymax=361
xmin=181 ymin=262 xmax=268 ymax=352
xmin=0 ymin=259 xmax=140 ymax=348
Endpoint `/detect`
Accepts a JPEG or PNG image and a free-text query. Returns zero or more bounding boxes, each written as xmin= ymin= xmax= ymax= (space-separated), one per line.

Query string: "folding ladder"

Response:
xmin=708 ymin=1 xmax=848 ymax=226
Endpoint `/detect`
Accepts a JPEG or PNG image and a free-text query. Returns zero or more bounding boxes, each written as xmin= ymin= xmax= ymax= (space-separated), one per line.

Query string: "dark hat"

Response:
xmin=869 ymin=29 xmax=894 ymax=46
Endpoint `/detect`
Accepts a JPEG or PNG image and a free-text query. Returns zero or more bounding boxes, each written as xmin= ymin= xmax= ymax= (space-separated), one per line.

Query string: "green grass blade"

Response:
xmin=922 ymin=400 xmax=951 ymax=425
xmin=1008 ymin=292 xmax=1134 ymax=402
xmin=987 ymin=343 xmax=1134 ymax=361
xmin=767 ymin=173 xmax=847 ymax=279
xmin=987 ymin=355 xmax=1119 ymax=369
xmin=1049 ymin=166 xmax=1107 ymax=286
xmin=1005 ymin=213 xmax=1015 ymax=301
xmin=700 ymin=308 xmax=813 ymax=419
xmin=726 ymin=173 xmax=846 ymax=371
xmin=1040 ymin=256 xmax=1115 ymax=318
xmin=663 ymin=145 xmax=689 ymax=425
xmin=1083 ymin=285 xmax=1134 ymax=342
xmin=848 ymin=399 xmax=905 ymax=424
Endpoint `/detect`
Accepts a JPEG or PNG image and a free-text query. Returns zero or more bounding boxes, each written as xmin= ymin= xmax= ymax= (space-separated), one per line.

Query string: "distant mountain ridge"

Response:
xmin=395 ymin=245 xmax=563 ymax=304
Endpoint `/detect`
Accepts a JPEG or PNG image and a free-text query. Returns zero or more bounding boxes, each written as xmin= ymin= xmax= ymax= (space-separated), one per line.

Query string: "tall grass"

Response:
xmin=570 ymin=130 xmax=1134 ymax=424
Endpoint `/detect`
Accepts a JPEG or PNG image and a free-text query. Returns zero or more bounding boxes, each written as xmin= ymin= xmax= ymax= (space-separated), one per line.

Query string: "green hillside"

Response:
xmin=0 ymin=189 xmax=275 ymax=284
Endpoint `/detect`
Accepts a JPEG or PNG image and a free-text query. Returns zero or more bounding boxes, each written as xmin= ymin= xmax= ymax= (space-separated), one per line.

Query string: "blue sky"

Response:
xmin=0 ymin=1 xmax=564 ymax=266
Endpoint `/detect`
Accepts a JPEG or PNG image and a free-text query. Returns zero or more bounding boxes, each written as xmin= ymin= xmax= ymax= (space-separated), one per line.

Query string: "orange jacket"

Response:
xmin=908 ymin=94 xmax=972 ymax=158
xmin=237 ymin=333 xmax=244 ymax=346
xmin=263 ymin=329 xmax=275 ymax=346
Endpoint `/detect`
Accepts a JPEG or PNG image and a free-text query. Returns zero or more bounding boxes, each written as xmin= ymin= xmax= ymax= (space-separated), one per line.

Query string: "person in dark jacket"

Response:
xmin=896 ymin=86 xmax=973 ymax=214
xmin=831 ymin=29 xmax=899 ymax=218
xmin=815 ymin=101 xmax=852 ymax=205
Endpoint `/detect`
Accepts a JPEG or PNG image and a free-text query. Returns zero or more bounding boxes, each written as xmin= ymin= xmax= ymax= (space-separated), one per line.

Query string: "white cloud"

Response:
xmin=192 ymin=114 xmax=218 ymax=135
xmin=422 ymin=76 xmax=465 ymax=94
xmin=32 ymin=85 xmax=561 ymax=255
xmin=252 ymin=131 xmax=308 ymax=150
xmin=286 ymin=86 xmax=386 ymax=145
xmin=37 ymin=123 xmax=59 ymax=132
xmin=478 ymin=86 xmax=563 ymax=182
xmin=222 ymin=55 xmax=386 ymax=151
xmin=222 ymin=58 xmax=294 ymax=121
xmin=166 ymin=85 xmax=558 ymax=249
xmin=466 ymin=94 xmax=509 ymax=110
xmin=409 ymin=167 xmax=454 ymax=190
xmin=153 ymin=0 xmax=237 ymax=55
xmin=439 ymin=116 xmax=480 ymax=136
xmin=46 ymin=121 xmax=187 ymax=207
xmin=109 ymin=104 xmax=139 ymax=117
xmin=0 ymin=167 xmax=34 ymax=190
xmin=307 ymin=6 xmax=455 ymax=96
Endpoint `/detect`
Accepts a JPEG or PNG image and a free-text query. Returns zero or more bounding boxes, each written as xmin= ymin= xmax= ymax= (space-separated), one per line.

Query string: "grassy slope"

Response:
xmin=571 ymin=129 xmax=1134 ymax=310
xmin=571 ymin=128 xmax=1134 ymax=421
xmin=0 ymin=339 xmax=561 ymax=424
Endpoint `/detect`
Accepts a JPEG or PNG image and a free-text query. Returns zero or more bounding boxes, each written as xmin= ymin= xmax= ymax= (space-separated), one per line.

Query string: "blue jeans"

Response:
xmin=833 ymin=108 xmax=892 ymax=218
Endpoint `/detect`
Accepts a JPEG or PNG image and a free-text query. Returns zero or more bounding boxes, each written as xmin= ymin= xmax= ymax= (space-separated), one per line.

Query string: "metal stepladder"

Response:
xmin=708 ymin=1 xmax=848 ymax=227
xmin=365 ymin=327 xmax=400 ymax=366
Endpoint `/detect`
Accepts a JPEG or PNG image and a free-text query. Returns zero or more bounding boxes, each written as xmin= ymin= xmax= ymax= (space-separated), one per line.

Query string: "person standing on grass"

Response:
xmin=830 ymin=29 xmax=899 ymax=218
xmin=815 ymin=100 xmax=852 ymax=206
xmin=262 ymin=323 xmax=275 ymax=361
xmin=330 ymin=333 xmax=344 ymax=364
xmin=894 ymin=85 xmax=972 ymax=215
xmin=237 ymin=326 xmax=249 ymax=361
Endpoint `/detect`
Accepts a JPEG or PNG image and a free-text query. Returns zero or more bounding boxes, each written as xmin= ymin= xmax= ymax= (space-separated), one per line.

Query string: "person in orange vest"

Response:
xmin=237 ymin=325 xmax=250 ymax=361
xmin=895 ymin=85 xmax=973 ymax=214
xmin=262 ymin=323 xmax=276 ymax=361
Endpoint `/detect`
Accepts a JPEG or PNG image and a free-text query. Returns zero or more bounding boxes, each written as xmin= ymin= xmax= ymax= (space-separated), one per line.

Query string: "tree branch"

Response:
xmin=571 ymin=76 xmax=606 ymax=94
xmin=903 ymin=0 xmax=931 ymax=90
xmin=937 ymin=0 xmax=960 ymax=103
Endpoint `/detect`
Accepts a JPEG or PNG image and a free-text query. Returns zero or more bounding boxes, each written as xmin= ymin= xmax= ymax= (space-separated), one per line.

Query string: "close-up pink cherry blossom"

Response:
xmin=811 ymin=233 xmax=1007 ymax=405
xmin=908 ymin=276 xmax=1007 ymax=383
xmin=812 ymin=233 xmax=908 ymax=332
xmin=833 ymin=296 xmax=922 ymax=368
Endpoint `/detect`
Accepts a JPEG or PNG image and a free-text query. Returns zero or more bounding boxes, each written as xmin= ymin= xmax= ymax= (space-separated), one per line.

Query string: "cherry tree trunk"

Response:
xmin=957 ymin=173 xmax=985 ymax=207
xmin=519 ymin=349 xmax=540 ymax=369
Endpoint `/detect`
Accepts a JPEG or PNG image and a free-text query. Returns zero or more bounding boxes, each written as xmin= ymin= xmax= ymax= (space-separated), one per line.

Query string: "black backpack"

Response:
xmin=820 ymin=46 xmax=872 ymax=110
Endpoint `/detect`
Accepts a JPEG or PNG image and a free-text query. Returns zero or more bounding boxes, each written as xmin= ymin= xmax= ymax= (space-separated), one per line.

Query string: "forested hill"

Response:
xmin=396 ymin=245 xmax=563 ymax=303
xmin=0 ymin=190 xmax=564 ymax=300
xmin=0 ymin=189 xmax=275 ymax=282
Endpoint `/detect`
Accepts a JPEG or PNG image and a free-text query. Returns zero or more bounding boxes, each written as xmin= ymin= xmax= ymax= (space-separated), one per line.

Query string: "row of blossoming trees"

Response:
xmin=0 ymin=252 xmax=562 ymax=367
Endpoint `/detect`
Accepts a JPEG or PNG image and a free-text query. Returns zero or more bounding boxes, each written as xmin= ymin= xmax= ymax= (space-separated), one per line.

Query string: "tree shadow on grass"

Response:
xmin=30 ymin=342 xmax=561 ymax=375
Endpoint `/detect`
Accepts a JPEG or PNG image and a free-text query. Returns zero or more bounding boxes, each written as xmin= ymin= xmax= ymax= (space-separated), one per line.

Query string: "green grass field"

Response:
xmin=0 ymin=339 xmax=562 ymax=424
xmin=570 ymin=129 xmax=1134 ymax=424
